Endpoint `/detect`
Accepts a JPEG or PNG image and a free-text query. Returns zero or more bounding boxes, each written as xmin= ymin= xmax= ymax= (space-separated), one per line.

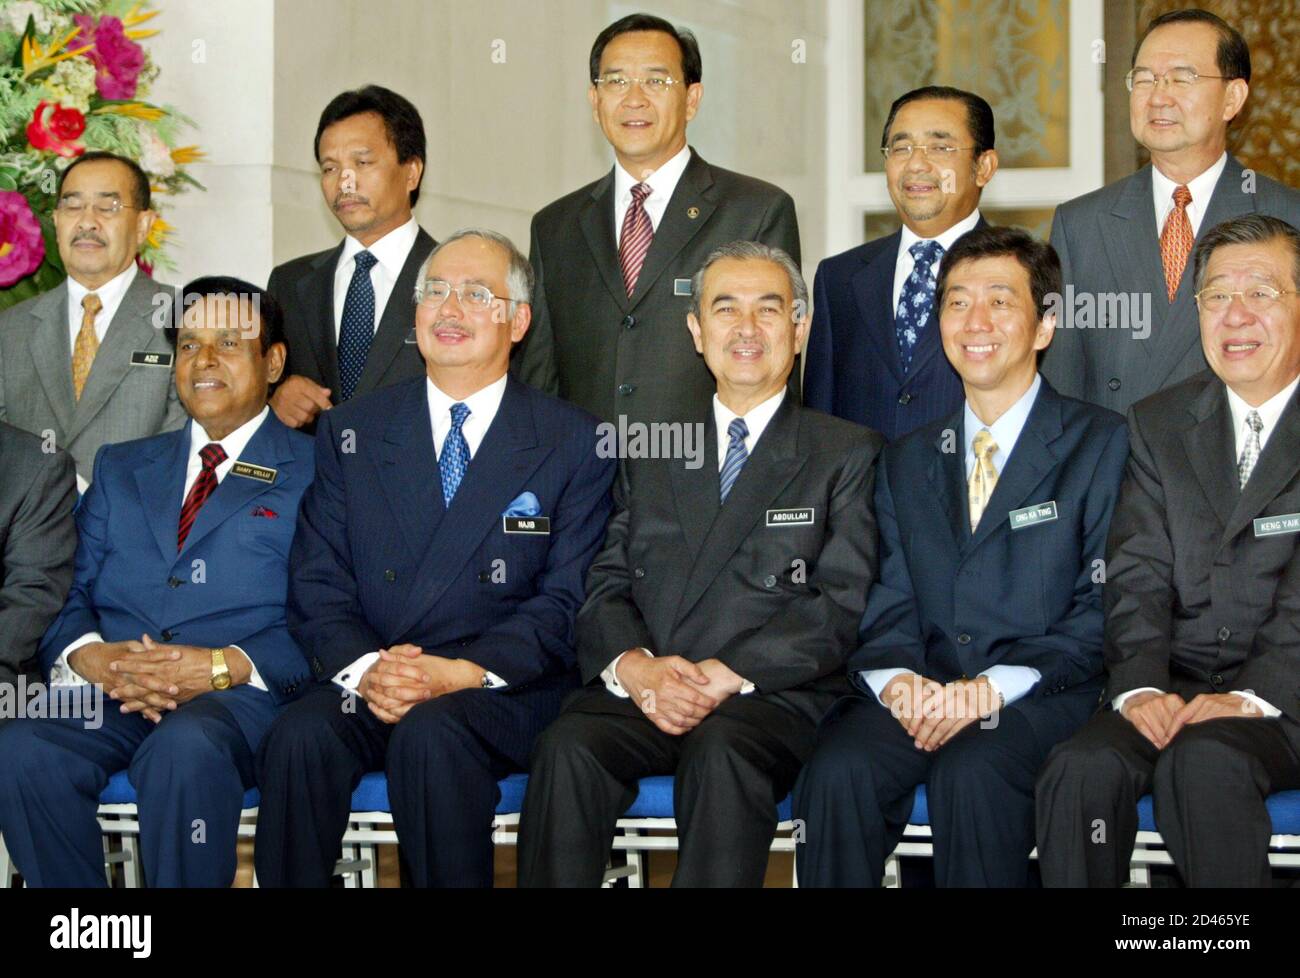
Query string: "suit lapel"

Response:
xmin=579 ymin=172 xmax=631 ymax=313
xmin=68 ymin=276 xmax=160 ymax=443
xmin=298 ymin=244 xmax=343 ymax=397
xmin=27 ymin=284 xmax=76 ymax=436
xmin=1102 ymin=167 xmax=1169 ymax=360
xmin=627 ymin=150 xmax=717 ymax=311
xmin=668 ymin=413 xmax=720 ymax=566
xmin=1180 ymin=379 xmax=1238 ymax=532
xmin=376 ymin=379 xmax=443 ymax=569
xmin=926 ymin=411 xmax=969 ymax=553
xmin=1223 ymin=386 xmax=1300 ymax=543
xmin=851 ymin=234 xmax=904 ymax=384
xmin=133 ymin=423 xmax=191 ymax=561
xmin=356 ymin=227 xmax=435 ymax=396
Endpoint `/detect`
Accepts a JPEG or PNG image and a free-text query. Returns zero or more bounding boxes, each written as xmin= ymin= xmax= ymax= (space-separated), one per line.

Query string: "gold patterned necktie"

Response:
xmin=968 ymin=428 xmax=999 ymax=531
xmin=72 ymin=292 xmax=102 ymax=400
xmin=1159 ymin=185 xmax=1193 ymax=302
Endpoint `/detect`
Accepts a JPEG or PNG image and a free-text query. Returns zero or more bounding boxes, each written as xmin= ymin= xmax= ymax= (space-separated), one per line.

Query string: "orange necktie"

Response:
xmin=71 ymin=292 xmax=102 ymax=400
xmin=1159 ymin=185 xmax=1193 ymax=302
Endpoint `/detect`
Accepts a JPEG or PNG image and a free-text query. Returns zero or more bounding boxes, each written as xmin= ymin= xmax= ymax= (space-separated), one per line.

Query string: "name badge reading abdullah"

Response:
xmin=504 ymin=516 xmax=550 ymax=535
xmin=130 ymin=351 xmax=173 ymax=367
xmin=1009 ymin=500 xmax=1058 ymax=530
xmin=230 ymin=462 xmax=277 ymax=484
xmin=767 ymin=507 xmax=814 ymax=527
xmin=1254 ymin=513 xmax=1300 ymax=538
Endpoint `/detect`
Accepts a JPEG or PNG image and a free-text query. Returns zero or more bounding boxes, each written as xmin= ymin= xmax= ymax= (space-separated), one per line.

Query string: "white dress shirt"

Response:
xmin=612 ymin=143 xmax=692 ymax=246
xmin=598 ymin=389 xmax=784 ymax=698
xmin=331 ymin=216 xmax=420 ymax=341
xmin=332 ymin=374 xmax=511 ymax=692
xmin=891 ymin=209 xmax=983 ymax=314
xmin=1112 ymin=375 xmax=1299 ymax=719
xmin=1152 ymin=152 xmax=1227 ymax=237
xmin=860 ymin=376 xmax=1045 ymax=709
xmin=66 ymin=263 xmax=138 ymax=349
xmin=52 ymin=408 xmax=274 ymax=691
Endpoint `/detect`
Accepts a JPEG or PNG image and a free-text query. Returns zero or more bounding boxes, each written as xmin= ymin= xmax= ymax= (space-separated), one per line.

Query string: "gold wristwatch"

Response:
xmin=210 ymin=648 xmax=232 ymax=690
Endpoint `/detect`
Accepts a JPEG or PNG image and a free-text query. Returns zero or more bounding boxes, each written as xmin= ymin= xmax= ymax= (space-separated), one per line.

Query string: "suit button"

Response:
xmin=898 ymin=392 xmax=912 ymax=405
xmin=167 ymin=577 xmax=182 ymax=589
xmin=285 ymin=683 xmax=297 ymax=695
xmin=622 ymin=315 xmax=636 ymax=329
xmin=1210 ymin=673 xmax=1224 ymax=686
xmin=1217 ymin=626 xmax=1231 ymax=641
xmin=1107 ymin=378 xmax=1121 ymax=392
xmin=956 ymin=632 xmax=972 ymax=645
xmin=311 ymin=657 xmax=323 ymax=675
xmin=763 ymin=575 xmax=777 ymax=588
xmin=633 ymin=567 xmax=645 ymax=579
xmin=160 ymin=629 xmax=173 ymax=641
xmin=478 ymin=571 xmax=491 ymax=583
xmin=384 ymin=569 xmax=396 ymax=582
xmin=617 ymin=383 xmax=636 ymax=396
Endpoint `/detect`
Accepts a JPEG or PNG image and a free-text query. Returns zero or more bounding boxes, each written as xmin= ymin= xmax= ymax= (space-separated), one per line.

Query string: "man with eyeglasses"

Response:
xmin=1037 ymin=214 xmax=1300 ymax=887
xmin=514 ymin=12 xmax=800 ymax=427
xmin=0 ymin=151 xmax=185 ymax=490
xmin=804 ymin=86 xmax=997 ymax=441
xmin=1042 ymin=8 xmax=1300 ymax=414
xmin=253 ymin=229 xmax=615 ymax=887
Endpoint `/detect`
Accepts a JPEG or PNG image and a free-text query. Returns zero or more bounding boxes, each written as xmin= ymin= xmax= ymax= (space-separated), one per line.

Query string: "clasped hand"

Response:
xmin=357 ymin=645 xmax=483 ymax=724
xmin=615 ymin=652 xmax=746 ymax=736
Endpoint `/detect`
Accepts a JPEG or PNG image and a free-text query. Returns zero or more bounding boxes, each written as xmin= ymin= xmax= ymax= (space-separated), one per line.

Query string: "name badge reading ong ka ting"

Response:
xmin=1009 ymin=501 xmax=1058 ymax=530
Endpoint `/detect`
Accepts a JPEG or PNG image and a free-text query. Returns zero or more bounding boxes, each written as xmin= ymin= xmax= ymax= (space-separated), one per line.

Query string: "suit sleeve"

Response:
xmin=1230 ymin=548 xmax=1300 ymax=723
xmin=1102 ymin=409 xmax=1176 ymax=699
xmin=802 ymin=261 xmax=834 ymax=412
xmin=1039 ymin=207 xmax=1084 ymax=401
xmin=461 ymin=432 xmax=616 ymax=686
xmin=713 ymin=441 xmax=881 ymax=692
xmin=575 ymin=463 xmax=656 ymax=684
xmin=0 ymin=447 xmax=76 ymax=683
xmin=226 ymin=620 xmax=306 ymax=700
xmin=512 ymin=216 xmax=560 ymax=396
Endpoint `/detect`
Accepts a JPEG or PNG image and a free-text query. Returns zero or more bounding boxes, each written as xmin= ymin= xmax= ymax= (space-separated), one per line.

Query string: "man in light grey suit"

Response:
xmin=0 ymin=152 xmax=184 ymax=489
xmin=1042 ymin=9 xmax=1300 ymax=414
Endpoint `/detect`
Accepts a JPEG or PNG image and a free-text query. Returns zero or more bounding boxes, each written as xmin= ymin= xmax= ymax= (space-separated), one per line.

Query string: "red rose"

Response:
xmin=27 ymin=101 xmax=87 ymax=158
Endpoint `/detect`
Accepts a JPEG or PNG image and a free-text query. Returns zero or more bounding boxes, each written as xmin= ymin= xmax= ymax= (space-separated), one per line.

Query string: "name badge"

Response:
xmin=673 ymin=278 xmax=693 ymax=296
xmin=130 ymin=351 xmax=173 ymax=367
xmin=1254 ymin=513 xmax=1300 ymax=538
xmin=504 ymin=516 xmax=550 ymax=535
xmin=767 ymin=507 xmax=814 ymax=527
xmin=1009 ymin=500 xmax=1058 ymax=530
xmin=230 ymin=462 xmax=277 ymax=484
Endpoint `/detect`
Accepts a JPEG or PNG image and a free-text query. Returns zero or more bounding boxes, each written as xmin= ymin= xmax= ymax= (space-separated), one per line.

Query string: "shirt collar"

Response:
xmin=964 ymin=373 xmax=1042 ymax=462
xmin=189 ymin=405 xmax=270 ymax=460
xmin=899 ymin=208 xmax=983 ymax=257
xmin=1152 ymin=151 xmax=1227 ymax=211
xmin=614 ymin=143 xmax=692 ymax=207
xmin=713 ymin=387 xmax=787 ymax=443
xmin=66 ymin=262 xmax=138 ymax=312
xmin=426 ymin=372 xmax=509 ymax=423
xmin=1225 ymin=374 xmax=1300 ymax=441
xmin=340 ymin=216 xmax=419 ymax=275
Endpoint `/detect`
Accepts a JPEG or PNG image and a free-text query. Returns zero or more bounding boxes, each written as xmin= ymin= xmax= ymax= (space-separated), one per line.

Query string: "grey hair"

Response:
xmin=416 ymin=227 xmax=535 ymax=307
xmin=689 ymin=241 xmax=808 ymax=320
xmin=1194 ymin=214 xmax=1300 ymax=292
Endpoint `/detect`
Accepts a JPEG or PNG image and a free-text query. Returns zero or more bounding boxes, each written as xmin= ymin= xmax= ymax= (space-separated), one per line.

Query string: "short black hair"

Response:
xmin=1133 ymin=8 xmax=1251 ymax=84
xmin=166 ymin=276 xmax=286 ymax=355
xmin=314 ymin=85 xmax=426 ymax=206
xmin=881 ymin=85 xmax=996 ymax=157
xmin=935 ymin=225 xmax=1062 ymax=317
xmin=1193 ymin=214 xmax=1300 ymax=292
xmin=57 ymin=151 xmax=151 ymax=211
xmin=589 ymin=13 xmax=702 ymax=86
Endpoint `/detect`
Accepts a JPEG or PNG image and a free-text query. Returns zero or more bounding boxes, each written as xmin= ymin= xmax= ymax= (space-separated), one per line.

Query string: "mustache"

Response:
xmin=72 ymin=231 xmax=107 ymax=246
xmin=332 ymin=194 xmax=369 ymax=209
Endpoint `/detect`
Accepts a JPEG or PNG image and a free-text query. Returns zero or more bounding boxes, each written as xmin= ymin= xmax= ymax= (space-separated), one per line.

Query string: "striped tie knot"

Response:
xmin=199 ymin=443 xmax=228 ymax=471
xmin=728 ymin=417 xmax=748 ymax=444
xmin=719 ymin=417 xmax=750 ymax=503
xmin=631 ymin=182 xmax=652 ymax=204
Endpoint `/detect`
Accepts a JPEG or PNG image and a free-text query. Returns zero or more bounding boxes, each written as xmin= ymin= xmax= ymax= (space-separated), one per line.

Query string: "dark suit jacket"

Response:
xmin=803 ymin=219 xmax=985 ymax=441
xmin=39 ymin=412 xmax=315 ymax=712
xmin=266 ymin=227 xmax=437 ymax=405
xmin=1104 ymin=370 xmax=1300 ymax=749
xmin=290 ymin=376 xmax=615 ymax=706
xmin=0 ymin=422 xmax=76 ymax=685
xmin=576 ymin=395 xmax=883 ymax=725
xmin=1042 ymin=156 xmax=1300 ymax=413
xmin=847 ymin=379 xmax=1129 ymax=742
xmin=515 ymin=148 xmax=801 ymax=425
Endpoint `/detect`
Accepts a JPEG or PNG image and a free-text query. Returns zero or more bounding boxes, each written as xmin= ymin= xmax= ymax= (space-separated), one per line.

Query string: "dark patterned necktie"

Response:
xmin=894 ymin=240 xmax=944 ymax=373
xmin=440 ymin=403 xmax=471 ymax=507
xmin=338 ymin=250 xmax=378 ymax=401
xmin=178 ymin=443 xmax=227 ymax=551
xmin=1237 ymin=410 xmax=1263 ymax=489
xmin=619 ymin=183 xmax=654 ymax=297
xmin=719 ymin=418 xmax=749 ymax=502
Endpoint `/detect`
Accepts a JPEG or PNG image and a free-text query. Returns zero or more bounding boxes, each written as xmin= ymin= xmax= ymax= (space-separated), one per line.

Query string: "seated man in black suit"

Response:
xmin=794 ymin=227 xmax=1129 ymax=887
xmin=1037 ymin=214 xmax=1300 ymax=887
xmin=518 ymin=242 xmax=883 ymax=887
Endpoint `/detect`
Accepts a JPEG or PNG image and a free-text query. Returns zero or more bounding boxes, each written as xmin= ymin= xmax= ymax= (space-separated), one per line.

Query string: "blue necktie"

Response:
xmin=719 ymin=417 xmax=749 ymax=503
xmin=440 ymin=402 xmax=471 ymax=507
xmin=894 ymin=239 xmax=944 ymax=373
xmin=337 ymin=250 xmax=378 ymax=401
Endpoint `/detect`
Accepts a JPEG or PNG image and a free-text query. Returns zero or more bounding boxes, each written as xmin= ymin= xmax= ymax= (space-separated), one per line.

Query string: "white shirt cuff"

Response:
xmin=979 ymin=665 xmax=1040 ymax=707
xmin=601 ymin=649 xmax=650 ymax=698
xmin=1232 ymin=690 xmax=1282 ymax=718
xmin=76 ymin=473 xmax=89 ymax=496
xmin=51 ymin=632 xmax=101 ymax=686
xmin=860 ymin=668 xmax=911 ymax=706
xmin=333 ymin=651 xmax=380 ymax=691
xmin=482 ymin=670 xmax=507 ymax=689
xmin=1112 ymin=686 xmax=1163 ymax=714
xmin=228 ymin=646 xmax=266 ymax=692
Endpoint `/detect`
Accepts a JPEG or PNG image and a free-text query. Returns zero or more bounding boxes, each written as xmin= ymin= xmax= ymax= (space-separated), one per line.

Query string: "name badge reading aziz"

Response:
xmin=230 ymin=462 xmax=277 ymax=484
xmin=767 ymin=507 xmax=814 ymax=527
xmin=1009 ymin=500 xmax=1058 ymax=530
xmin=1254 ymin=513 xmax=1300 ymax=538
xmin=504 ymin=516 xmax=550 ymax=535
xmin=130 ymin=351 xmax=173 ymax=367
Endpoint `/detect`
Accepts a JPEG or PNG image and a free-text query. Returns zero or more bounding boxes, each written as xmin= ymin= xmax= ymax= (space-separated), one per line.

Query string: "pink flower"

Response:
xmin=26 ymin=100 xmax=86 ymax=157
xmin=74 ymin=15 xmax=145 ymax=100
xmin=0 ymin=192 xmax=46 ymax=287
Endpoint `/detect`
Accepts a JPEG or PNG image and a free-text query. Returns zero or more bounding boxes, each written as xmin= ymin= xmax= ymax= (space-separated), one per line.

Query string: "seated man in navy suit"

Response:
xmin=0 ymin=278 xmax=314 ymax=887
xmin=794 ymin=227 xmax=1129 ymax=886
xmin=253 ymin=229 xmax=615 ymax=888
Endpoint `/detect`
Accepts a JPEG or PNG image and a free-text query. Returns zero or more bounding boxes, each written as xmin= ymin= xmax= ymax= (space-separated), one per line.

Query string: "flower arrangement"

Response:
xmin=0 ymin=1 xmax=203 ymax=309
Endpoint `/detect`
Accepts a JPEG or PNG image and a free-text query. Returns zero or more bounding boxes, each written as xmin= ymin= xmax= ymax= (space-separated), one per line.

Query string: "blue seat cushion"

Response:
xmin=99 ymin=769 xmax=260 ymax=810
xmin=909 ymin=784 xmax=929 ymax=825
xmin=620 ymin=775 xmax=793 ymax=821
xmin=1137 ymin=791 xmax=1300 ymax=835
xmin=347 ymin=771 xmax=530 ymax=816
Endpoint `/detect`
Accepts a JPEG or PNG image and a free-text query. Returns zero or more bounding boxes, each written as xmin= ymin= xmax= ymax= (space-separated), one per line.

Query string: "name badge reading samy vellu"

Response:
xmin=767 ymin=507 xmax=814 ymax=527
xmin=1009 ymin=500 xmax=1058 ymax=530
xmin=1254 ymin=513 xmax=1300 ymax=538
xmin=130 ymin=351 xmax=173 ymax=367
xmin=504 ymin=516 xmax=550 ymax=534
xmin=230 ymin=462 xmax=277 ymax=484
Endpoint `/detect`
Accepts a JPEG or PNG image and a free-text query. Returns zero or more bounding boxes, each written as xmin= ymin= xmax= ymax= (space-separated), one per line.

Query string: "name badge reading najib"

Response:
xmin=230 ymin=462 xmax=277 ymax=484
xmin=766 ymin=507 xmax=814 ymax=527
xmin=1254 ymin=513 xmax=1300 ymax=538
xmin=503 ymin=516 xmax=551 ymax=535
xmin=1009 ymin=500 xmax=1058 ymax=530
xmin=130 ymin=351 xmax=173 ymax=367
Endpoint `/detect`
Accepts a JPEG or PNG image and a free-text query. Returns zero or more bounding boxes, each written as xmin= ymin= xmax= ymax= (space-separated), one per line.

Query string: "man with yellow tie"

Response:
xmin=0 ymin=152 xmax=185 ymax=490
xmin=793 ymin=227 xmax=1130 ymax=887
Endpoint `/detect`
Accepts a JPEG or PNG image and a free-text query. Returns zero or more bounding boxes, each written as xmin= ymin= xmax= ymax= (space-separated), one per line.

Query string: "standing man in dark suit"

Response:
xmin=804 ymin=87 xmax=997 ymax=441
xmin=254 ymin=230 xmax=615 ymax=888
xmin=0 ymin=422 xmax=77 ymax=706
xmin=1037 ymin=214 xmax=1300 ymax=887
xmin=518 ymin=243 xmax=882 ymax=887
xmin=0 ymin=152 xmax=185 ymax=489
xmin=0 ymin=279 xmax=314 ymax=886
xmin=1042 ymin=9 xmax=1300 ymax=413
xmin=794 ymin=228 xmax=1129 ymax=887
xmin=515 ymin=13 xmax=801 ymax=426
xmin=267 ymin=86 xmax=436 ymax=430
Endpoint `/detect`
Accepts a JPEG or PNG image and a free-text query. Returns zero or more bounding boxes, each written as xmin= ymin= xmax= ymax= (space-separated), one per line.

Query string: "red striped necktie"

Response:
xmin=178 ymin=443 xmax=227 ymax=551
xmin=619 ymin=182 xmax=654 ymax=296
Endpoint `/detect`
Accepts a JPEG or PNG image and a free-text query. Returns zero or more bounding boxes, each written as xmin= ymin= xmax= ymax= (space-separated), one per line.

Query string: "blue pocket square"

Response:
xmin=503 ymin=491 xmax=541 ymax=517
